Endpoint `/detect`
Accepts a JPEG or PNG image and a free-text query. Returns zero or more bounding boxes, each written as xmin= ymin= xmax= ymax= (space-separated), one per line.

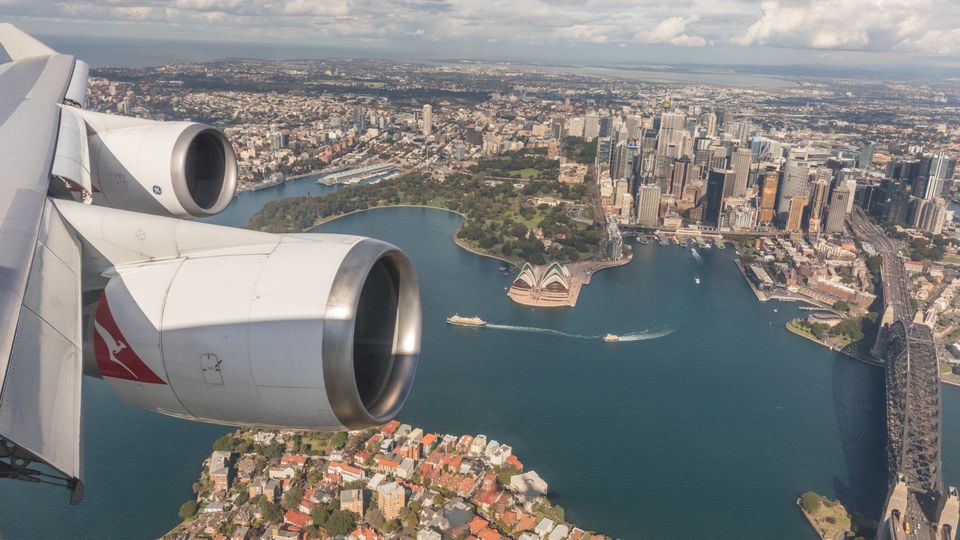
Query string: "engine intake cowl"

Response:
xmin=79 ymin=110 xmax=237 ymax=218
xmin=91 ymin=235 xmax=420 ymax=430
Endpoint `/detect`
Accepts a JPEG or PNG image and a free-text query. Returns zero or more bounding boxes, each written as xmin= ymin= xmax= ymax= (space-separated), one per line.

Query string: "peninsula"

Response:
xmin=166 ymin=422 xmax=608 ymax=540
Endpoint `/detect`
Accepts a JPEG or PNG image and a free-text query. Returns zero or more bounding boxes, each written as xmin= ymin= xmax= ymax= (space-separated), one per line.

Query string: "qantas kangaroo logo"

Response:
xmin=93 ymin=296 xmax=166 ymax=384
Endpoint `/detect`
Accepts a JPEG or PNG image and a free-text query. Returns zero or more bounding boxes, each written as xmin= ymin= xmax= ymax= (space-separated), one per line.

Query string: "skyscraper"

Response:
xmin=656 ymin=111 xmax=686 ymax=155
xmin=421 ymin=104 xmax=432 ymax=137
xmin=636 ymin=185 xmax=661 ymax=226
xmin=777 ymin=157 xmax=810 ymax=218
xmin=667 ymin=155 xmax=695 ymax=198
xmin=704 ymin=170 xmax=733 ymax=228
xmin=858 ymin=141 xmax=874 ymax=169
xmin=731 ymin=147 xmax=752 ymax=197
xmin=806 ymin=179 xmax=829 ymax=234
xmin=703 ymin=111 xmax=717 ymax=138
xmin=825 ymin=187 xmax=851 ymax=233
xmin=759 ymin=170 xmax=779 ymax=224
xmin=785 ymin=196 xmax=807 ymax=233
xmin=584 ymin=113 xmax=600 ymax=140
xmin=354 ymin=104 xmax=365 ymax=132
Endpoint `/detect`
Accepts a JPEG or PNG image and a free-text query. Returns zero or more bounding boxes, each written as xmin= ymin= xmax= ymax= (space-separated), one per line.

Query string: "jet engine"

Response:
xmin=86 ymin=232 xmax=421 ymax=430
xmin=77 ymin=109 xmax=237 ymax=218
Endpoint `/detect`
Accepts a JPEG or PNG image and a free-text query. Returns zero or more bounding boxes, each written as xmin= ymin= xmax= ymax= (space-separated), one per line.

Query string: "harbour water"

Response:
xmin=2 ymin=176 xmax=960 ymax=539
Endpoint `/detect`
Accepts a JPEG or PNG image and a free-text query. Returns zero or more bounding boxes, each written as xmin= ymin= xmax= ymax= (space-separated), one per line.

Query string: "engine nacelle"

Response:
xmin=77 ymin=110 xmax=237 ymax=218
xmin=90 ymin=236 xmax=420 ymax=430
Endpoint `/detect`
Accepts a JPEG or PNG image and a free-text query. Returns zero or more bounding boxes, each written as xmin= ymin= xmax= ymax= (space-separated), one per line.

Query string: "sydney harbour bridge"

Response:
xmin=852 ymin=209 xmax=959 ymax=540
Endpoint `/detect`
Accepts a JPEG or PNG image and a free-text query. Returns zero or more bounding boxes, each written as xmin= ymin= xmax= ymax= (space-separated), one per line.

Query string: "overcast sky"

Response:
xmin=2 ymin=0 xmax=959 ymax=67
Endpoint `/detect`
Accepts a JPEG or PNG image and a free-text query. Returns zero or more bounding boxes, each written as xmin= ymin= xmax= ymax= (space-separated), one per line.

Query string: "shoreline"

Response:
xmin=313 ymin=205 xmax=514 ymax=265
xmin=784 ymin=320 xmax=884 ymax=368
xmin=315 ymin=204 xmax=629 ymax=308
xmin=796 ymin=495 xmax=853 ymax=540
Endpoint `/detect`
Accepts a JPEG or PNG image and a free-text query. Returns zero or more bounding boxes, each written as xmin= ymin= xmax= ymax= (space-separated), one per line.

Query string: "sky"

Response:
xmin=1 ymin=0 xmax=959 ymax=68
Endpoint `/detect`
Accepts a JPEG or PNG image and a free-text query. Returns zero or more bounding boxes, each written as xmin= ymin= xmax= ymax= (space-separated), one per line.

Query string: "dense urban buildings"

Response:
xmin=81 ymin=54 xmax=960 ymax=540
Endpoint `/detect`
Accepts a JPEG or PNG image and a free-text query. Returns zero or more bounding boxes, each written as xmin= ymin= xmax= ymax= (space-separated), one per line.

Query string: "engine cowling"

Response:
xmin=77 ymin=110 xmax=237 ymax=218
xmin=89 ymin=235 xmax=421 ymax=430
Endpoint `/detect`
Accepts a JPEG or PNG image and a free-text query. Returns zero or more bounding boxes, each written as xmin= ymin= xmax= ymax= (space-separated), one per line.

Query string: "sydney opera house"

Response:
xmin=508 ymin=262 xmax=575 ymax=307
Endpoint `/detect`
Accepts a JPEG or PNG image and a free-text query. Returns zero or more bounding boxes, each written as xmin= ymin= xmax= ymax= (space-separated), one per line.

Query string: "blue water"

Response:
xmin=1 ymin=175 xmax=959 ymax=539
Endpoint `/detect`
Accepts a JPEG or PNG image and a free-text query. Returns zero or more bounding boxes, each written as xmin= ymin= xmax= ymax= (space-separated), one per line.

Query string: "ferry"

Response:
xmin=603 ymin=334 xmax=620 ymax=342
xmin=446 ymin=315 xmax=487 ymax=327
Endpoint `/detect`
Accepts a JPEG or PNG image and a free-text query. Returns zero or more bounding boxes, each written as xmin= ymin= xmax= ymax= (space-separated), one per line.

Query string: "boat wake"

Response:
xmin=486 ymin=324 xmax=594 ymax=339
xmin=691 ymin=248 xmax=703 ymax=263
xmin=617 ymin=328 xmax=675 ymax=341
xmin=485 ymin=324 xmax=674 ymax=342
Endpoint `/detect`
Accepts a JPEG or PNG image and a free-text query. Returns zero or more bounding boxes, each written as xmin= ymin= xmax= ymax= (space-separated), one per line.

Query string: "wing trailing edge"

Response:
xmin=0 ymin=23 xmax=57 ymax=60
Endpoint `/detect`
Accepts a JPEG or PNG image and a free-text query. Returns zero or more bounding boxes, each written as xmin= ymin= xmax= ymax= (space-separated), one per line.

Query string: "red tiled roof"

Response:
xmin=281 ymin=454 xmax=308 ymax=466
xmin=283 ymin=509 xmax=311 ymax=529
xmin=329 ymin=461 xmax=362 ymax=476
xmin=469 ymin=516 xmax=489 ymax=534
xmin=376 ymin=457 xmax=401 ymax=468
xmin=420 ymin=433 xmax=438 ymax=447
xmin=478 ymin=528 xmax=501 ymax=540
xmin=516 ymin=514 xmax=537 ymax=531
xmin=380 ymin=420 xmax=400 ymax=435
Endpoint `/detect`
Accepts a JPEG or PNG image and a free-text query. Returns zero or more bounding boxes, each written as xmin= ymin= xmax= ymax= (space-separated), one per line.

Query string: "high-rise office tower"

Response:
xmin=928 ymin=151 xmax=951 ymax=180
xmin=785 ymin=196 xmax=807 ymax=233
xmin=844 ymin=179 xmax=857 ymax=213
xmin=731 ymin=147 xmax=752 ymax=197
xmin=668 ymin=155 xmax=694 ymax=198
xmin=709 ymin=146 xmax=728 ymax=171
xmin=421 ymin=104 xmax=432 ymax=137
xmin=759 ymin=170 xmax=779 ymax=224
xmin=636 ymin=185 xmax=661 ymax=226
xmin=914 ymin=175 xmax=942 ymax=201
xmin=354 ymin=104 xmax=365 ymax=132
xmin=566 ymin=117 xmax=585 ymax=138
xmin=806 ymin=179 xmax=829 ymax=234
xmin=825 ymin=186 xmax=851 ymax=233
xmin=858 ymin=141 xmax=875 ymax=169
xmin=704 ymin=170 xmax=734 ymax=227
xmin=777 ymin=157 xmax=810 ymax=217
xmin=584 ymin=113 xmax=600 ymax=140
xmin=657 ymin=111 xmax=686 ymax=155
xmin=703 ymin=111 xmax=717 ymax=138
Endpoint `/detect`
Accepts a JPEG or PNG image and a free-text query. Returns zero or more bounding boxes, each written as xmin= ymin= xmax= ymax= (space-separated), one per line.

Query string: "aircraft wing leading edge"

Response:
xmin=0 ymin=25 xmax=86 ymax=503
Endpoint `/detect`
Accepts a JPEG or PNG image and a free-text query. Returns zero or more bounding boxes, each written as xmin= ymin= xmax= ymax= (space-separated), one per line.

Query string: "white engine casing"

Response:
xmin=54 ymin=200 xmax=421 ymax=431
xmin=76 ymin=109 xmax=237 ymax=218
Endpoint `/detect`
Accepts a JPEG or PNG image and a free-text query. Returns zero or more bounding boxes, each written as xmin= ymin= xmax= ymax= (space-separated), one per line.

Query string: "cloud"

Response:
xmin=637 ymin=15 xmax=707 ymax=47
xmin=0 ymin=0 xmax=957 ymax=58
xmin=733 ymin=0 xmax=960 ymax=56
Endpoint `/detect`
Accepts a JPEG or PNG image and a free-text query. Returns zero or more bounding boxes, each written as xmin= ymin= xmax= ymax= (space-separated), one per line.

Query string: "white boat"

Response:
xmin=694 ymin=277 xmax=701 ymax=284
xmin=446 ymin=315 xmax=487 ymax=327
xmin=603 ymin=334 xmax=619 ymax=342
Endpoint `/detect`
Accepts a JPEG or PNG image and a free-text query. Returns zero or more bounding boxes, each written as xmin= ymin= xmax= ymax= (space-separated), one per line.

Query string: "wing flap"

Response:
xmin=0 ymin=200 xmax=83 ymax=503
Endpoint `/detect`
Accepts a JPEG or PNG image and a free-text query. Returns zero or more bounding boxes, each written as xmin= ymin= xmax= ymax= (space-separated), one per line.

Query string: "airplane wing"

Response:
xmin=0 ymin=23 xmax=89 ymax=503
